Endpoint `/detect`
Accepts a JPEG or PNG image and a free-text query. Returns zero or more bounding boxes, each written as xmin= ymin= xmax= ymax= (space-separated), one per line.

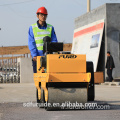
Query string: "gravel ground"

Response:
xmin=0 ymin=84 xmax=120 ymax=120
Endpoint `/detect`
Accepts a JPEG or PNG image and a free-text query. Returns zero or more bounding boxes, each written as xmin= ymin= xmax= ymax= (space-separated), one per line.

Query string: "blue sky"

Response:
xmin=0 ymin=0 xmax=120 ymax=46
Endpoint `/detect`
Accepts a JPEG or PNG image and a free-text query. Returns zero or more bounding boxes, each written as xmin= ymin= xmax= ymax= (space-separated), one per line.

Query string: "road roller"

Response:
xmin=33 ymin=37 xmax=95 ymax=110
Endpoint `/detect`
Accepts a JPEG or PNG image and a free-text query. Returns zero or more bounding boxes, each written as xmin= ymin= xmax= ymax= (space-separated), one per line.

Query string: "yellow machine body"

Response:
xmin=34 ymin=54 xmax=91 ymax=102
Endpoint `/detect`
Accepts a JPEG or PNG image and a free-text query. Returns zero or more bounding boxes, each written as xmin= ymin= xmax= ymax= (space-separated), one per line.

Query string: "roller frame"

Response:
xmin=34 ymin=55 xmax=95 ymax=110
xmin=34 ymin=72 xmax=91 ymax=102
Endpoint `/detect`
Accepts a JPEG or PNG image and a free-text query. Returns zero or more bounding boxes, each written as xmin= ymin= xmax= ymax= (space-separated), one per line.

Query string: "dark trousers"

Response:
xmin=107 ymin=69 xmax=113 ymax=82
xmin=32 ymin=60 xmax=37 ymax=73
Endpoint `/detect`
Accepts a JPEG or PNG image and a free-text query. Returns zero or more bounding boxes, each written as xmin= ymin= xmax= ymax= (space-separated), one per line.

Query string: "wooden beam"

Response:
xmin=0 ymin=46 xmax=30 ymax=55
xmin=0 ymin=44 xmax=72 ymax=56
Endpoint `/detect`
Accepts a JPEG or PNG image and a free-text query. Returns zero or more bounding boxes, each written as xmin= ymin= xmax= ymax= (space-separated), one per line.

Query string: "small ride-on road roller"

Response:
xmin=33 ymin=36 xmax=95 ymax=110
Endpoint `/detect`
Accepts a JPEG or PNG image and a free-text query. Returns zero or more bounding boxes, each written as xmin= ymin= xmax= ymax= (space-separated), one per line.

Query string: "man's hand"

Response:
xmin=110 ymin=68 xmax=112 ymax=69
xmin=33 ymin=56 xmax=37 ymax=61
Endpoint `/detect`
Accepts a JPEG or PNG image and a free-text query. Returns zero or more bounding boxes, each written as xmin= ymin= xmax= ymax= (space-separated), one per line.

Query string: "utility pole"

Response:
xmin=0 ymin=28 xmax=3 ymax=65
xmin=87 ymin=0 xmax=91 ymax=12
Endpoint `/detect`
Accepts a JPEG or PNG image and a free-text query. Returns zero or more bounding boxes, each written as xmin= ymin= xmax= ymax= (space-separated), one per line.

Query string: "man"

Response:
xmin=106 ymin=51 xmax=115 ymax=82
xmin=28 ymin=7 xmax=58 ymax=73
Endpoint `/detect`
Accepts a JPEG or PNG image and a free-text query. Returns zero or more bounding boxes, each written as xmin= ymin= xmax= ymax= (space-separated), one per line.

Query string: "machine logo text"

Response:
xmin=59 ymin=55 xmax=77 ymax=59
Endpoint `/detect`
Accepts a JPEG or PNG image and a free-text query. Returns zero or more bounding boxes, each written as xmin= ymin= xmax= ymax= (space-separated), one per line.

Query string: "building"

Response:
xmin=74 ymin=3 xmax=120 ymax=80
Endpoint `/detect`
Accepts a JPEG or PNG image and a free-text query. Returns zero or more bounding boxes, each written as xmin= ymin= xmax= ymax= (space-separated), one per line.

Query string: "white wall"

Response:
xmin=17 ymin=58 xmax=34 ymax=83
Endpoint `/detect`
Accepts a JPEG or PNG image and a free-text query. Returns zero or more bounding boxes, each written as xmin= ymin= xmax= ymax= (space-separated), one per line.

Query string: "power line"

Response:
xmin=0 ymin=0 xmax=36 ymax=6
xmin=5 ymin=0 xmax=57 ymax=18
xmin=7 ymin=6 xmax=34 ymax=18
xmin=74 ymin=0 xmax=81 ymax=5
